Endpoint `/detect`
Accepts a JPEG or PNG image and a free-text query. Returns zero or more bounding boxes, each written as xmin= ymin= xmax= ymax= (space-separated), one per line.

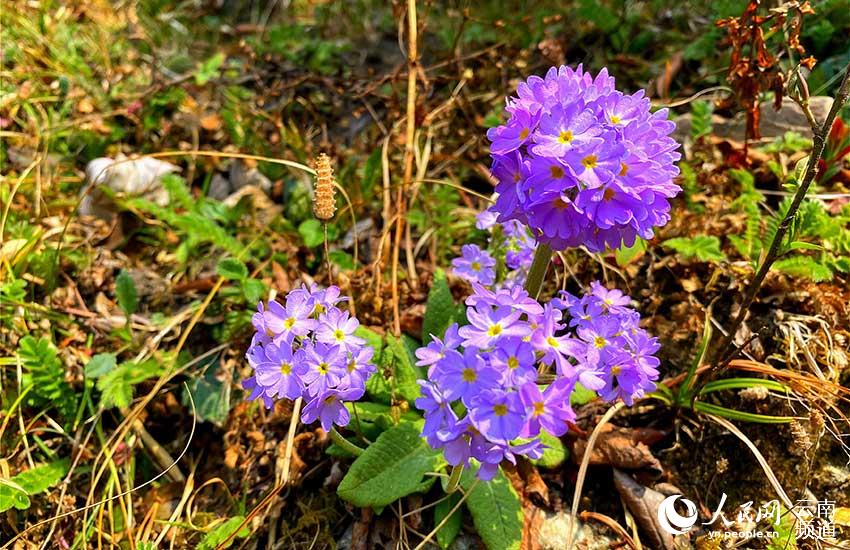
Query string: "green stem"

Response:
xmin=524 ymin=243 xmax=553 ymax=299
xmin=329 ymin=427 xmax=365 ymax=456
xmin=445 ymin=464 xmax=463 ymax=494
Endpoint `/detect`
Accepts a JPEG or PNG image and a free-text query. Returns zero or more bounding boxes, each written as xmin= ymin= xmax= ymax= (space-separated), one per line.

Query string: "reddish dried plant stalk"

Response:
xmin=716 ymin=0 xmax=816 ymax=142
xmin=313 ymin=153 xmax=337 ymax=221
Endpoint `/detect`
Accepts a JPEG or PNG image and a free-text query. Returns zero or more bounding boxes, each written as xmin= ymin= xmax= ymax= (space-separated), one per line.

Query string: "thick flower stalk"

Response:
xmin=243 ymin=284 xmax=376 ymax=431
xmin=414 ymin=282 xmax=659 ymax=480
xmin=487 ymin=65 xmax=681 ymax=252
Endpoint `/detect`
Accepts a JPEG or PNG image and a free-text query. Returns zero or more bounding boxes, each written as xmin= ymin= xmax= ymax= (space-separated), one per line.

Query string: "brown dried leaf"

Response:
xmin=613 ymin=469 xmax=675 ymax=550
xmin=572 ymin=424 xmax=663 ymax=475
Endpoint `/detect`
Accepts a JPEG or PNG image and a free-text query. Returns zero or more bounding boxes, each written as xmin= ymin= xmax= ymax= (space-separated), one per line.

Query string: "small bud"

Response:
xmin=313 ymin=153 xmax=337 ymax=221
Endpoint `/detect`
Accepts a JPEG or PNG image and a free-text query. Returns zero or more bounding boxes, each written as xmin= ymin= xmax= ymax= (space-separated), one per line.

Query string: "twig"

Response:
xmin=391 ymin=0 xmax=420 ymax=336
xmin=569 ymin=402 xmax=625 ymax=549
xmin=709 ymin=62 xmax=850 ymax=375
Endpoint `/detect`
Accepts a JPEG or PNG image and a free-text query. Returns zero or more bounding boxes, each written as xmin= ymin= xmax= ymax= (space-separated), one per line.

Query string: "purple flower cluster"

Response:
xmin=243 ymin=284 xmax=376 ymax=431
xmin=415 ymin=281 xmax=659 ymax=479
xmin=487 ymin=65 xmax=681 ymax=252
xmin=450 ymin=209 xmax=536 ymax=289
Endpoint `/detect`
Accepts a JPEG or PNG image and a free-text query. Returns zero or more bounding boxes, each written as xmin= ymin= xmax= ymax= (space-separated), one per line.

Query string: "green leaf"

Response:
xmin=690 ymin=99 xmax=714 ymax=141
xmin=570 ymin=383 xmax=596 ymax=406
xmin=0 ymin=482 xmax=30 ymax=512
xmin=197 ymin=516 xmax=248 ymax=550
xmin=97 ymin=360 xmax=163 ymax=409
xmin=240 ymin=278 xmax=266 ymax=303
xmin=362 ymin=149 xmax=382 ymax=195
xmin=183 ymin=365 xmax=231 ymax=426
xmin=115 ymin=270 xmax=138 ymax=316
xmin=217 ymin=258 xmax=248 ymax=281
xmin=384 ymin=334 xmax=424 ymax=403
xmin=422 ymin=269 xmax=456 ymax=341
xmin=84 ymin=353 xmax=117 ymax=379
xmin=0 ymin=459 xmax=69 ymax=512
xmin=13 ymin=459 xmax=69 ymax=494
xmin=693 ymin=401 xmax=794 ymax=423
xmin=18 ymin=336 xmax=75 ymax=417
xmin=532 ymin=432 xmax=567 ymax=468
xmin=461 ymin=467 xmax=523 ymax=550
xmin=434 ymin=492 xmax=463 ymax=549
xmin=663 ymin=235 xmax=726 ymax=262
xmin=298 ymin=219 xmax=325 ymax=248
xmin=337 ymin=421 xmax=442 ymax=507
xmin=773 ymin=255 xmax=833 ymax=282
xmin=195 ymin=52 xmax=225 ymax=86
xmin=614 ymin=237 xmax=646 ymax=267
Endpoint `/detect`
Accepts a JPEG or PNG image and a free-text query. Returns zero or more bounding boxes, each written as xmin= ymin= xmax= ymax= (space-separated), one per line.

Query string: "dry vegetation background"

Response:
xmin=1 ymin=0 xmax=850 ymax=549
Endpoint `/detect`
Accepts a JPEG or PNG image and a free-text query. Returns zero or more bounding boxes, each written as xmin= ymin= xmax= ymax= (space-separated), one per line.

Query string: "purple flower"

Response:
xmin=416 ymin=324 xmax=462 ymax=370
xmin=451 ymin=244 xmax=496 ymax=286
xmin=242 ymin=375 xmax=274 ymax=409
xmin=486 ymin=65 xmax=681 ymax=252
xmin=459 ymin=305 xmax=529 ymax=349
xmin=416 ymin=381 xmax=458 ymax=445
xmin=490 ymin=338 xmax=537 ymax=386
xmin=315 ymin=307 xmax=365 ymax=351
xmin=264 ymin=298 xmax=317 ymax=340
xmin=431 ymin=348 xmax=501 ymax=404
xmin=466 ymin=283 xmax=544 ymax=317
xmin=468 ymin=389 xmax=525 ymax=443
xmin=344 ymin=346 xmax=376 ymax=388
xmin=301 ymin=386 xmax=363 ymax=431
xmin=302 ymin=342 xmax=348 ymax=396
xmin=519 ymin=380 xmax=575 ymax=437
xmin=251 ymin=342 xmax=307 ymax=400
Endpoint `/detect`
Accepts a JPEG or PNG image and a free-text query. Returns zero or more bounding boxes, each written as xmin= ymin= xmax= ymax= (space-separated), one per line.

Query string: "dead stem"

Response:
xmin=391 ymin=0 xmax=420 ymax=336
xmin=710 ymin=62 xmax=850 ymax=375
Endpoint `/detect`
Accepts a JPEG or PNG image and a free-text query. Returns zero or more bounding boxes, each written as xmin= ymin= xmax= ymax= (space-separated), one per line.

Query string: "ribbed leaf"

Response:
xmin=422 ymin=269 xmax=456 ymax=341
xmin=434 ymin=492 xmax=463 ymax=549
xmin=461 ymin=467 xmax=523 ymax=550
xmin=337 ymin=421 xmax=442 ymax=507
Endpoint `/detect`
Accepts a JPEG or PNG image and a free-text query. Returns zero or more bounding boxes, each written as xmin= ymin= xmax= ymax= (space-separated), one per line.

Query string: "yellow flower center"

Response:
xmin=611 ymin=365 xmax=622 ymax=376
xmin=284 ymin=317 xmax=296 ymax=329
xmin=334 ymin=329 xmax=346 ymax=341
xmin=582 ymin=155 xmax=598 ymax=169
xmin=533 ymin=402 xmax=545 ymax=416
xmin=471 ymin=261 xmax=482 ymax=272
xmin=594 ymin=336 xmax=607 ymax=349
xmin=317 ymin=362 xmax=329 ymax=374
xmin=619 ymin=162 xmax=629 ymax=176
xmin=603 ymin=187 xmax=616 ymax=202
xmin=347 ymin=360 xmax=357 ymax=372
xmin=610 ymin=114 xmax=621 ymax=125
xmin=493 ymin=404 xmax=508 ymax=417
xmin=280 ymin=362 xmax=292 ymax=375
xmin=546 ymin=336 xmax=559 ymax=348
xmin=462 ymin=368 xmax=477 ymax=382
xmin=558 ymin=130 xmax=573 ymax=144
xmin=324 ymin=394 xmax=337 ymax=405
xmin=487 ymin=324 xmax=503 ymax=337
xmin=549 ymin=165 xmax=565 ymax=179
xmin=507 ymin=356 xmax=519 ymax=370
xmin=313 ymin=303 xmax=325 ymax=315
xmin=519 ymin=128 xmax=530 ymax=140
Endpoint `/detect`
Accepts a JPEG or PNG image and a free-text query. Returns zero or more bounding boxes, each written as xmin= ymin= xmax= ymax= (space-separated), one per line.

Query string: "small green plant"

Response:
xmin=663 ymin=235 xmax=725 ymax=262
xmin=123 ymin=174 xmax=250 ymax=263
xmin=726 ymin=169 xmax=850 ymax=281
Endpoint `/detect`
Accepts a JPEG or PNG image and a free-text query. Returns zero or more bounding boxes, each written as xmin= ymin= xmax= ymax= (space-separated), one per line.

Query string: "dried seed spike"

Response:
xmin=313 ymin=153 xmax=337 ymax=221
